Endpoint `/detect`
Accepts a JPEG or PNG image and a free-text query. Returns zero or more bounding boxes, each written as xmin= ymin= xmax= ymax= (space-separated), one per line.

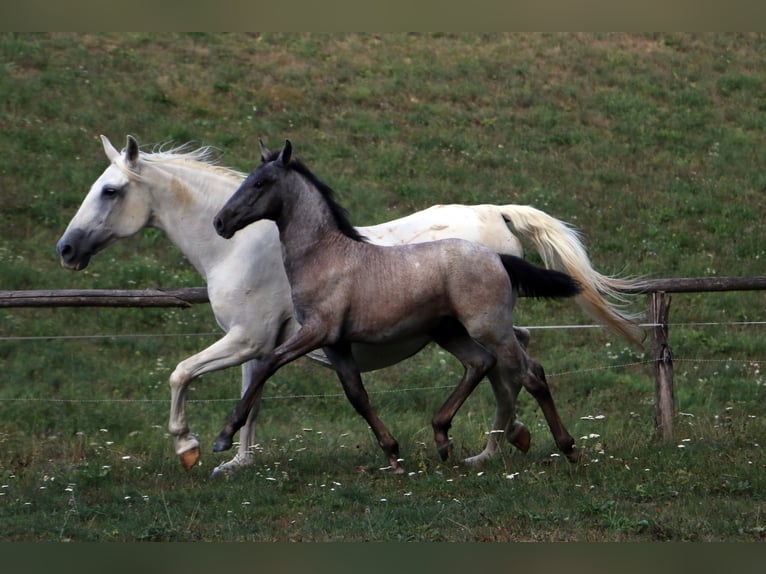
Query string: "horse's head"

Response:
xmin=56 ymin=135 xmax=154 ymax=270
xmin=214 ymin=139 xmax=292 ymax=239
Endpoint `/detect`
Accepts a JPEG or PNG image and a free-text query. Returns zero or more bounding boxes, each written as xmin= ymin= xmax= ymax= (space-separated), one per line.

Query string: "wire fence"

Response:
xmin=3 ymin=320 xmax=766 ymax=342
xmin=2 ymin=278 xmax=765 ymax=442
xmin=1 ymin=319 xmax=762 ymax=405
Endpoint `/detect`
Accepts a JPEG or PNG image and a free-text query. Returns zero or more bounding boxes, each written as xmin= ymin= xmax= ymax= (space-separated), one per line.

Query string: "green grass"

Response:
xmin=1 ymin=33 xmax=765 ymax=541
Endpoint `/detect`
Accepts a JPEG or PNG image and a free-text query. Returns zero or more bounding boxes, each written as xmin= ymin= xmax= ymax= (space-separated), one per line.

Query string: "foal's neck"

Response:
xmin=279 ymin=195 xmax=338 ymax=249
xmin=275 ymin=181 xmax=357 ymax=268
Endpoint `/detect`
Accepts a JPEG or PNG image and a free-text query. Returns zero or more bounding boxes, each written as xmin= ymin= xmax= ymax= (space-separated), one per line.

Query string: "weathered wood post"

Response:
xmin=0 ymin=288 xmax=210 ymax=308
xmin=650 ymin=291 xmax=675 ymax=441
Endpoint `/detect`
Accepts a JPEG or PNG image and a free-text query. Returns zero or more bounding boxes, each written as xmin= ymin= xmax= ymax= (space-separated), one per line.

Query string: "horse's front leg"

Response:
xmin=210 ymin=360 xmax=267 ymax=478
xmin=324 ymin=343 xmax=403 ymax=474
xmin=213 ymin=325 xmax=326 ymax=453
xmin=168 ymin=329 xmax=265 ymax=469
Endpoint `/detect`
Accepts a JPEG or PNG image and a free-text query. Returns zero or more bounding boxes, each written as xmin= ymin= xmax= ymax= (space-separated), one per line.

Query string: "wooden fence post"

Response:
xmin=650 ymin=291 xmax=675 ymax=441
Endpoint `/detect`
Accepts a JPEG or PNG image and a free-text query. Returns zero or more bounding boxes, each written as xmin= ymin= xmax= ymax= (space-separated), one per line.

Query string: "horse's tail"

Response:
xmin=500 ymin=254 xmax=581 ymax=300
xmin=494 ymin=205 xmax=645 ymax=348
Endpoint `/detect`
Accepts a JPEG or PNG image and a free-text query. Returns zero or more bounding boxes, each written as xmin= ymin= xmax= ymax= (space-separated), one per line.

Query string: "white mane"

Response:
xmin=117 ymin=141 xmax=248 ymax=182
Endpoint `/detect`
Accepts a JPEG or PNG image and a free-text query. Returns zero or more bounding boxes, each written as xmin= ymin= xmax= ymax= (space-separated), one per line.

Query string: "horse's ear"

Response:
xmin=101 ymin=135 xmax=120 ymax=163
xmin=258 ymin=138 xmax=271 ymax=163
xmin=125 ymin=135 xmax=140 ymax=169
xmin=278 ymin=139 xmax=292 ymax=165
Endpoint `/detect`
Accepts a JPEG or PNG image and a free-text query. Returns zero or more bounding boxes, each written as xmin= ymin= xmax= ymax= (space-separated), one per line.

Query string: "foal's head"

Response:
xmin=214 ymin=139 xmax=365 ymax=242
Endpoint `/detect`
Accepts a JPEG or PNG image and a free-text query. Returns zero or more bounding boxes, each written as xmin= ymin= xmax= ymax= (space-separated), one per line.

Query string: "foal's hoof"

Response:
xmin=437 ymin=440 xmax=453 ymax=461
xmin=565 ymin=447 xmax=582 ymax=463
xmin=385 ymin=457 xmax=407 ymax=475
xmin=510 ymin=426 xmax=532 ymax=454
xmin=179 ymin=447 xmax=200 ymax=470
xmin=213 ymin=433 xmax=234 ymax=453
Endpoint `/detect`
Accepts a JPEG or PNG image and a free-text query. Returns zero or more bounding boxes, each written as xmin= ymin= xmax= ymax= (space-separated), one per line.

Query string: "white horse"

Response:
xmin=57 ymin=135 xmax=642 ymax=476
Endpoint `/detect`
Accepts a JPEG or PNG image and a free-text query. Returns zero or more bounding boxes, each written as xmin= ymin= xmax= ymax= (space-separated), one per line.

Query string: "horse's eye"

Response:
xmin=101 ymin=186 xmax=120 ymax=198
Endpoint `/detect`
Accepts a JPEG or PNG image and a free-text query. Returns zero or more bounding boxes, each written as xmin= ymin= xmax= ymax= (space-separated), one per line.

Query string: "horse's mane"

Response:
xmin=121 ymin=142 xmax=248 ymax=182
xmin=263 ymin=150 xmax=367 ymax=243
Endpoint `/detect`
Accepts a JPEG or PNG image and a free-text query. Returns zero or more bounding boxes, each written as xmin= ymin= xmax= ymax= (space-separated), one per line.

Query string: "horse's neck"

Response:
xmin=276 ymin=185 xmax=348 ymax=270
xmin=147 ymin=162 xmax=242 ymax=280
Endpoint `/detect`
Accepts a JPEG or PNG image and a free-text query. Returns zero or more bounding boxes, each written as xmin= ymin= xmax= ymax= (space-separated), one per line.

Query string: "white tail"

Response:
xmin=496 ymin=205 xmax=645 ymax=348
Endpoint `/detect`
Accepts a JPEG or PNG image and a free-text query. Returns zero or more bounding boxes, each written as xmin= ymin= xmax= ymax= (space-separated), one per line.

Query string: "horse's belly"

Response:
xmin=305 ymin=312 xmax=437 ymax=372
xmin=305 ymin=336 xmax=431 ymax=372
xmin=350 ymin=336 xmax=432 ymax=372
xmin=347 ymin=296 xmax=445 ymax=343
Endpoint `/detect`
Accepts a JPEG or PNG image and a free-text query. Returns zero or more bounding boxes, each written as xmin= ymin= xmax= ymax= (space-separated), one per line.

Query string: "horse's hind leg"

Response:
xmin=523 ymin=358 xmax=579 ymax=462
xmin=463 ymin=363 xmax=529 ymax=466
xmin=323 ymin=343 xmax=403 ymax=473
xmin=462 ymin=325 xmax=531 ymax=463
xmin=430 ymin=321 xmax=496 ymax=461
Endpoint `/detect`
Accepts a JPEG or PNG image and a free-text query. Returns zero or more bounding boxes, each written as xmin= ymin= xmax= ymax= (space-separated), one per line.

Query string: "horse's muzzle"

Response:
xmin=213 ymin=215 xmax=234 ymax=239
xmin=56 ymin=229 xmax=91 ymax=270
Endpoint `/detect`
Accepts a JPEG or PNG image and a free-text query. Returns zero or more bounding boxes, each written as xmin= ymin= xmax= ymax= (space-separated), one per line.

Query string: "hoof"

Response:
xmin=565 ymin=447 xmax=582 ymax=463
xmin=463 ymin=451 xmax=491 ymax=466
xmin=437 ymin=440 xmax=453 ymax=461
xmin=210 ymin=454 xmax=254 ymax=478
xmin=383 ymin=455 xmax=406 ymax=474
xmin=179 ymin=447 xmax=200 ymax=470
xmin=210 ymin=464 xmax=233 ymax=479
xmin=510 ymin=426 xmax=532 ymax=454
xmin=213 ymin=433 xmax=233 ymax=453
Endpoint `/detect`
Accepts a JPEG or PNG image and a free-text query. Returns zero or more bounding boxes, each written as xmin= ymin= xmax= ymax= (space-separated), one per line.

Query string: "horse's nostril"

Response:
xmin=59 ymin=243 xmax=73 ymax=260
xmin=214 ymin=216 xmax=225 ymax=235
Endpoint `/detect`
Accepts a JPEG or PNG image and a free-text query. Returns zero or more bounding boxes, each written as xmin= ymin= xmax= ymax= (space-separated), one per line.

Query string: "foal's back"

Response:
xmin=299 ymin=234 xmax=517 ymax=345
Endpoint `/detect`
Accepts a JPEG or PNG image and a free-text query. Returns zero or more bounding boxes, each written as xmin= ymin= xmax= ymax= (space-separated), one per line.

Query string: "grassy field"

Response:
xmin=1 ymin=33 xmax=765 ymax=541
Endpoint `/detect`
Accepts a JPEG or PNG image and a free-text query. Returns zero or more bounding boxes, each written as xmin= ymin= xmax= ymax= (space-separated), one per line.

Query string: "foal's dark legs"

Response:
xmin=459 ymin=325 xmax=577 ymax=465
xmin=213 ymin=327 xmax=405 ymax=473
xmin=522 ymin=359 xmax=579 ymax=462
xmin=461 ymin=363 xmax=529 ymax=466
xmin=430 ymin=320 xmax=497 ymax=461
xmin=213 ymin=325 xmax=326 ymax=453
xmin=213 ymin=354 xmax=278 ymax=453
xmin=324 ymin=343 xmax=403 ymax=473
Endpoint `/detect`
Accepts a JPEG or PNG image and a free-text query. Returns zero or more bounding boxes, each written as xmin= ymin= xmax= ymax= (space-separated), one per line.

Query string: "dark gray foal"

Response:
xmin=213 ymin=140 xmax=581 ymax=472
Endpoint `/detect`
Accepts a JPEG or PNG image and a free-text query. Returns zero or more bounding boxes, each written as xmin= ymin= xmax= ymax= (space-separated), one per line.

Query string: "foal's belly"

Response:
xmin=306 ymin=335 xmax=432 ymax=373
xmin=351 ymin=336 xmax=433 ymax=372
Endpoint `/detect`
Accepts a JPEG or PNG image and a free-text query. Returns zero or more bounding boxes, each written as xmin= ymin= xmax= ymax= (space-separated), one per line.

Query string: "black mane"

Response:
xmin=265 ymin=150 xmax=367 ymax=242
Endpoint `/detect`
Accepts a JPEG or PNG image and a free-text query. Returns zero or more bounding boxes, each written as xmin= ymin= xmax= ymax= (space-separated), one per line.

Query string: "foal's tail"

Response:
xmin=500 ymin=254 xmax=581 ymax=300
xmin=493 ymin=205 xmax=645 ymax=348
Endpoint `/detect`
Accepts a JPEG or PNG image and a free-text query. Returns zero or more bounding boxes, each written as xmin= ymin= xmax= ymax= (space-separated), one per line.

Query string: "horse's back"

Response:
xmin=360 ymin=204 xmax=523 ymax=256
xmin=353 ymin=238 xmax=515 ymax=330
